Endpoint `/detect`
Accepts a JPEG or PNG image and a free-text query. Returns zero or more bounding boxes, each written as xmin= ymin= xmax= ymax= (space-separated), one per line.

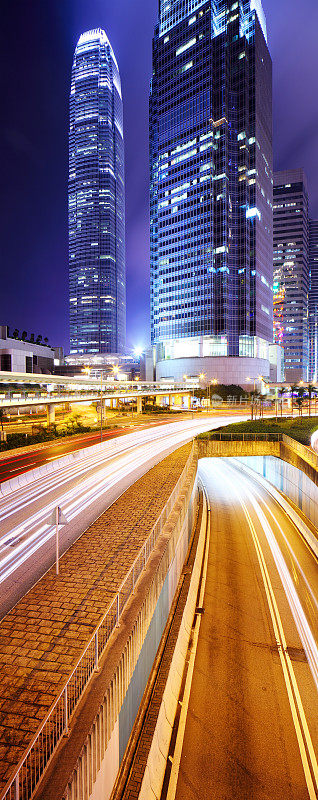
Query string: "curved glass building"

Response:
xmin=150 ymin=0 xmax=273 ymax=384
xmin=69 ymin=29 xmax=126 ymax=357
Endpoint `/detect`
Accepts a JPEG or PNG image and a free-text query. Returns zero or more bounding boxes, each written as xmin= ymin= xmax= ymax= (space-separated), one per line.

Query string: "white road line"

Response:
xmin=9 ymin=463 xmax=37 ymax=473
xmin=166 ymin=491 xmax=211 ymax=800
xmin=214 ymin=462 xmax=318 ymax=799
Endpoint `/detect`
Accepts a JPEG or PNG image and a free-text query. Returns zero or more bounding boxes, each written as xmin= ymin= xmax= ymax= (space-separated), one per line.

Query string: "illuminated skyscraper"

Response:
xmin=69 ymin=29 xmax=126 ymax=357
xmin=309 ymin=219 xmax=318 ymax=381
xmin=150 ymin=0 xmax=273 ymax=384
xmin=273 ymin=170 xmax=309 ymax=383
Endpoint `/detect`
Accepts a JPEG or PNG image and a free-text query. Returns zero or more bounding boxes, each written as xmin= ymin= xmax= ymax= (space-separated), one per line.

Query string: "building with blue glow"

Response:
xmin=69 ymin=29 xmax=126 ymax=358
xmin=273 ymin=170 xmax=309 ymax=383
xmin=309 ymin=219 xmax=318 ymax=381
xmin=150 ymin=0 xmax=273 ymax=386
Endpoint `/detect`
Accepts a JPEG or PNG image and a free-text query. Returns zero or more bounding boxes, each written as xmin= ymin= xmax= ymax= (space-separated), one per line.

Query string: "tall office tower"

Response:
xmin=150 ymin=0 xmax=273 ymax=385
xmin=69 ymin=29 xmax=126 ymax=359
xmin=309 ymin=220 xmax=318 ymax=381
xmin=273 ymin=170 xmax=309 ymax=383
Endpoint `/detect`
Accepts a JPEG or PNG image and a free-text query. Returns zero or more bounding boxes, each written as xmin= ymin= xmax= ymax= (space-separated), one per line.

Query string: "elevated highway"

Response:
xmin=0 ymin=416 xmax=248 ymax=618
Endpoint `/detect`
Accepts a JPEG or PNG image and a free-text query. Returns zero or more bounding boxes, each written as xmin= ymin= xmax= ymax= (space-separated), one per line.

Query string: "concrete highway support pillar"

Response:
xmin=137 ymin=396 xmax=142 ymax=415
xmin=47 ymin=404 xmax=55 ymax=426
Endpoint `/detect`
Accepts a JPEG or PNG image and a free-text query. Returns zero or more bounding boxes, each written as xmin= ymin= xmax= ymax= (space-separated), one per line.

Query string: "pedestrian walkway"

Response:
xmin=0 ymin=442 xmax=191 ymax=794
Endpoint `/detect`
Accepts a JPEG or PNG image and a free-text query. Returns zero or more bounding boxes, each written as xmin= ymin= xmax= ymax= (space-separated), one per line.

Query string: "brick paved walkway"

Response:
xmin=0 ymin=443 xmax=191 ymax=793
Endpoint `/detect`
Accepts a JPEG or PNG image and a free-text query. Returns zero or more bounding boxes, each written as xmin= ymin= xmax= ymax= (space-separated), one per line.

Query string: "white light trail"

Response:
xmin=1 ymin=418 xmax=247 ymax=589
xmin=199 ymin=459 xmax=318 ymax=798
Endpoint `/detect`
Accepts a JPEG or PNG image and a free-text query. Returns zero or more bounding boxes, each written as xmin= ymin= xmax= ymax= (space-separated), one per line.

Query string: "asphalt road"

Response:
xmin=172 ymin=458 xmax=318 ymax=800
xmin=1 ymin=417 xmax=248 ymax=619
xmin=0 ymin=423 xmax=161 ymax=483
xmin=0 ymin=408 xmax=253 ymax=484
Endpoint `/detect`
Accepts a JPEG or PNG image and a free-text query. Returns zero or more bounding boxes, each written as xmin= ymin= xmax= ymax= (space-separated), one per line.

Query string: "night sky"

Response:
xmin=1 ymin=0 xmax=317 ymax=353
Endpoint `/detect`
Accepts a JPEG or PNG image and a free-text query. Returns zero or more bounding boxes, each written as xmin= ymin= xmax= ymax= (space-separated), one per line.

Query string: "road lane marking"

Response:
xmin=230 ymin=457 xmax=318 ymax=562
xmin=214 ymin=463 xmax=318 ymax=799
xmin=228 ymin=462 xmax=318 ymax=691
xmin=9 ymin=463 xmax=37 ymax=473
xmin=166 ymin=490 xmax=211 ymax=800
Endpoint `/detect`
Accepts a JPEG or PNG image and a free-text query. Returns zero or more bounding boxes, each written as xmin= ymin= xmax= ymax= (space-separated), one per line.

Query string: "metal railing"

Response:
xmin=1 ymin=443 xmax=196 ymax=800
xmin=201 ymin=432 xmax=282 ymax=442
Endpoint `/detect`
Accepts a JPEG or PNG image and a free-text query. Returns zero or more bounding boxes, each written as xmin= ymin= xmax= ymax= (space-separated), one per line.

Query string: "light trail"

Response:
xmin=0 ymin=419 xmax=214 ymax=521
xmin=212 ymin=460 xmax=318 ymax=691
xmin=0 ymin=417 xmax=248 ymax=593
xmin=199 ymin=459 xmax=318 ymax=798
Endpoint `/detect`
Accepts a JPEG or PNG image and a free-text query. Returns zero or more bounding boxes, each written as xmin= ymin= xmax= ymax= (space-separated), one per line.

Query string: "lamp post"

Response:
xmin=199 ymin=373 xmax=206 ymax=413
xmin=100 ymin=371 xmax=104 ymax=443
xmin=246 ymin=378 xmax=254 ymax=419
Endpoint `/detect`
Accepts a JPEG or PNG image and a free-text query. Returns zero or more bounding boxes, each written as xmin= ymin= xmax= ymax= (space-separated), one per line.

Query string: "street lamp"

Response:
xmin=100 ymin=371 xmax=104 ymax=443
xmin=246 ymin=377 xmax=255 ymax=419
xmin=209 ymin=378 xmax=218 ymax=411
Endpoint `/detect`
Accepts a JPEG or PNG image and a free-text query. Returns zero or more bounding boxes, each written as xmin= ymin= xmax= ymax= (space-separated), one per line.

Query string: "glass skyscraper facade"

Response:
xmin=273 ymin=170 xmax=309 ymax=383
xmin=69 ymin=29 xmax=126 ymax=357
xmin=309 ymin=219 xmax=318 ymax=381
xmin=150 ymin=0 xmax=273 ymax=379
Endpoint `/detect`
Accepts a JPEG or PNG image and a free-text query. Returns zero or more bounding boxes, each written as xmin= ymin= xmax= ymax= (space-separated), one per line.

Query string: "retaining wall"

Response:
xmin=235 ymin=454 xmax=318 ymax=532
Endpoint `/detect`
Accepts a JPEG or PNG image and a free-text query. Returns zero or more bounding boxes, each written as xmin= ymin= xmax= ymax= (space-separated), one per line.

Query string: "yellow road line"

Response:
xmin=217 ymin=463 xmax=318 ymax=798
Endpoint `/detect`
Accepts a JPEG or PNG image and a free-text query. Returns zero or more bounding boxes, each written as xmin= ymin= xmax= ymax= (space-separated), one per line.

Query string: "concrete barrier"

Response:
xmin=138 ymin=489 xmax=208 ymax=800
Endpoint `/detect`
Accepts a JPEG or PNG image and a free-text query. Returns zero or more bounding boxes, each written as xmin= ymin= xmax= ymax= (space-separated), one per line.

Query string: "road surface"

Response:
xmin=170 ymin=457 xmax=318 ymax=800
xmin=0 ymin=410 xmax=250 ymax=483
xmin=0 ymin=421 xmax=170 ymax=483
xmin=0 ymin=417 xmax=248 ymax=618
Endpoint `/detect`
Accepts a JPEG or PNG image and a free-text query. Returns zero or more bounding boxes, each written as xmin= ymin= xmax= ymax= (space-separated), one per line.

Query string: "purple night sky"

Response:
xmin=1 ymin=0 xmax=318 ymax=353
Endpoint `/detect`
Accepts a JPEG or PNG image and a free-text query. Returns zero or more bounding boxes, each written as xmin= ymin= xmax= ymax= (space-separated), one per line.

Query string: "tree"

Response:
xmin=12 ymin=328 xmax=19 ymax=339
xmin=36 ymin=335 xmax=42 ymax=344
xmin=279 ymin=386 xmax=288 ymax=418
xmin=290 ymin=385 xmax=298 ymax=418
xmin=0 ymin=409 xmax=5 ymax=432
xmin=44 ymin=337 xmax=49 ymax=345
xmin=307 ymin=384 xmax=316 ymax=417
xmin=21 ymin=331 xmax=27 ymax=341
xmin=295 ymin=395 xmax=304 ymax=417
xmin=30 ymin=333 xmax=35 ymax=343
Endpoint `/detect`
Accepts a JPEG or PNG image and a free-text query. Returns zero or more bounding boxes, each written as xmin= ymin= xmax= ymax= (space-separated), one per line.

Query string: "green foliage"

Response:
xmin=198 ymin=416 xmax=318 ymax=446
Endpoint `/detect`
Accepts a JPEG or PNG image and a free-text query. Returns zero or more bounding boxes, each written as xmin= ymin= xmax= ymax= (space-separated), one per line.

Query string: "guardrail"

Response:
xmin=201 ymin=432 xmax=282 ymax=442
xmin=0 ymin=387 xmax=193 ymax=409
xmin=1 ymin=442 xmax=196 ymax=800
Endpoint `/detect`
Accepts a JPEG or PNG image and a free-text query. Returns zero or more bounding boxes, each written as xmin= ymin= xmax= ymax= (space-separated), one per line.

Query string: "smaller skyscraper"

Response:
xmin=69 ymin=29 xmax=126 ymax=359
xmin=273 ymin=169 xmax=309 ymax=383
xmin=309 ymin=219 xmax=318 ymax=381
